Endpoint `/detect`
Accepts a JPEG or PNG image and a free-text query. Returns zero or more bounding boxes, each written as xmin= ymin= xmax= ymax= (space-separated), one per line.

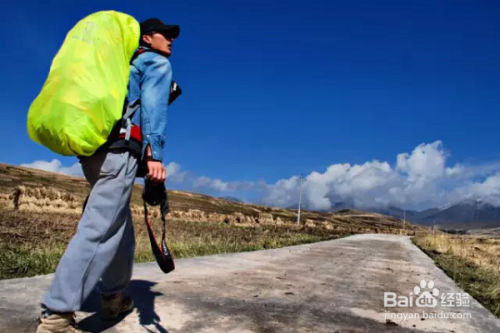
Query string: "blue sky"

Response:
xmin=1 ymin=1 xmax=500 ymax=210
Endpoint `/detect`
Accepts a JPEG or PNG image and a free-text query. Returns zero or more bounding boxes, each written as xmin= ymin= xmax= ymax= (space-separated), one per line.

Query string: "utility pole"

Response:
xmin=297 ymin=174 xmax=303 ymax=226
xmin=403 ymin=210 xmax=406 ymax=235
xmin=433 ymin=220 xmax=436 ymax=236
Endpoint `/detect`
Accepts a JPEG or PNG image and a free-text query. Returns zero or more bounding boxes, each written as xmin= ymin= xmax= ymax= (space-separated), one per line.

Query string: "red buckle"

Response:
xmin=118 ymin=125 xmax=142 ymax=142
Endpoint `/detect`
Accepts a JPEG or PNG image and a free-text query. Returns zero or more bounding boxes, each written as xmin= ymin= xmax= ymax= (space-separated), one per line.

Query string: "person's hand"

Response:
xmin=146 ymin=145 xmax=166 ymax=183
xmin=147 ymin=160 xmax=166 ymax=183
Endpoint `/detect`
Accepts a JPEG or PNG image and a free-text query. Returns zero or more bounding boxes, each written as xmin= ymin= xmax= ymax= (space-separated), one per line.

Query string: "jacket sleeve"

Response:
xmin=139 ymin=54 xmax=172 ymax=162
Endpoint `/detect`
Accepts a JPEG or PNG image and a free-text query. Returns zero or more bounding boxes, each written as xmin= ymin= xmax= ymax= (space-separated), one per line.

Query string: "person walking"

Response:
xmin=35 ymin=17 xmax=180 ymax=333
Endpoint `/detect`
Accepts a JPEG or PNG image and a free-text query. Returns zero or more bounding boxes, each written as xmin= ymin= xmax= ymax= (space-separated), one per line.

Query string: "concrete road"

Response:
xmin=0 ymin=234 xmax=499 ymax=333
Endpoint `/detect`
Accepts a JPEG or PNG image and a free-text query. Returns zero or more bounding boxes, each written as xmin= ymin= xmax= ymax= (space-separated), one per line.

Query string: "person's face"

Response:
xmin=142 ymin=32 xmax=175 ymax=56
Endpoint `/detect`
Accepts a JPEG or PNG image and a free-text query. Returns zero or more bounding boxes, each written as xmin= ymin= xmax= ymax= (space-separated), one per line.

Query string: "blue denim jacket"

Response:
xmin=127 ymin=47 xmax=172 ymax=162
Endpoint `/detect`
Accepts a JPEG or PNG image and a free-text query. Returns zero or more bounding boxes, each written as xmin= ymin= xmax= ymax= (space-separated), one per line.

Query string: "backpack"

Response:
xmin=27 ymin=11 xmax=140 ymax=157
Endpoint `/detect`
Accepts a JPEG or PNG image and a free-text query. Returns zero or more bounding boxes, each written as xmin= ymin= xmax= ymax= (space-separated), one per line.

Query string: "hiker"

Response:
xmin=35 ymin=18 xmax=180 ymax=333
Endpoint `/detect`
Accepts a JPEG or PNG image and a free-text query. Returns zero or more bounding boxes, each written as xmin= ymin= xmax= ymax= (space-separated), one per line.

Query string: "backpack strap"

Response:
xmin=121 ymin=98 xmax=141 ymax=142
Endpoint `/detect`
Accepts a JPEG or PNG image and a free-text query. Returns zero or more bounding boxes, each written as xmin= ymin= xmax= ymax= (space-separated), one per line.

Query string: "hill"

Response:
xmin=219 ymin=196 xmax=244 ymax=204
xmin=0 ymin=163 xmax=425 ymax=233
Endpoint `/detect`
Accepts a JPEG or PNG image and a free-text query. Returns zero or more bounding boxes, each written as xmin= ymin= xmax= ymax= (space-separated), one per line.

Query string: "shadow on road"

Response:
xmin=78 ymin=279 xmax=168 ymax=333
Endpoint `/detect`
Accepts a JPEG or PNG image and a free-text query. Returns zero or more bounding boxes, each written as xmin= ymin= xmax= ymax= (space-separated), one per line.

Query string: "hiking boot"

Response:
xmin=36 ymin=312 xmax=85 ymax=333
xmin=100 ymin=293 xmax=134 ymax=321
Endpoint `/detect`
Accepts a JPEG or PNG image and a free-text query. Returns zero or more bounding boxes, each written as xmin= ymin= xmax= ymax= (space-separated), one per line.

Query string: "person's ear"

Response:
xmin=142 ymin=34 xmax=153 ymax=44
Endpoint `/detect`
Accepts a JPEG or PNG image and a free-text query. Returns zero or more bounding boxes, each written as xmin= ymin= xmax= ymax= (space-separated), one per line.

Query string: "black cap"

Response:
xmin=140 ymin=18 xmax=180 ymax=39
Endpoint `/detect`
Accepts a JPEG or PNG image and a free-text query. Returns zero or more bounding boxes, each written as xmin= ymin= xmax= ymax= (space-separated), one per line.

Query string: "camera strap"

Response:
xmin=143 ymin=201 xmax=175 ymax=274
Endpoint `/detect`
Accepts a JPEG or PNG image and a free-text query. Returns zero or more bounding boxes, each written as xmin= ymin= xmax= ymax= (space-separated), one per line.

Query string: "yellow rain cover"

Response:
xmin=27 ymin=11 xmax=140 ymax=156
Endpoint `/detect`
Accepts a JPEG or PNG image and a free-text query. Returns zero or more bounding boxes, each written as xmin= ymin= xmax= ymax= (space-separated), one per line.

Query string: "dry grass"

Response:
xmin=10 ymin=186 xmax=81 ymax=214
xmin=416 ymin=234 xmax=500 ymax=274
xmin=0 ymin=208 xmax=343 ymax=280
xmin=413 ymin=234 xmax=500 ymax=317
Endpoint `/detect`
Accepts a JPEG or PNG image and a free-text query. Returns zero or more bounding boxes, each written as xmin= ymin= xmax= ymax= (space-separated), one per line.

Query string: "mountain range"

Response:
xmin=289 ymin=196 xmax=500 ymax=230
xmin=414 ymin=197 xmax=500 ymax=229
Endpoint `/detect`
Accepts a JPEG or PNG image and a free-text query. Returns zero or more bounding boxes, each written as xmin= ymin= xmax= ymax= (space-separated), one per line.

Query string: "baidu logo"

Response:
xmin=384 ymin=279 xmax=473 ymax=322
xmin=384 ymin=279 xmax=471 ymax=308
xmin=385 ymin=280 xmax=440 ymax=308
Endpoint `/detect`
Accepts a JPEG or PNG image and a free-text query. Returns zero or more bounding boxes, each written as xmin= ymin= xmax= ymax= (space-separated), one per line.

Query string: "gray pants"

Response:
xmin=42 ymin=149 xmax=138 ymax=312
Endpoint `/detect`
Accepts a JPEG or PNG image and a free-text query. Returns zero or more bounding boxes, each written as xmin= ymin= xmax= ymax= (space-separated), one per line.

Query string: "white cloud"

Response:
xmin=263 ymin=175 xmax=302 ymax=208
xmin=21 ymin=159 xmax=83 ymax=177
xmin=20 ymin=140 xmax=500 ymax=210
xmin=455 ymin=173 xmax=500 ymax=201
xmin=396 ymin=141 xmax=446 ymax=181
xmin=263 ymin=141 xmax=500 ymax=210
xmin=164 ymin=162 xmax=254 ymax=192
xmin=445 ymin=164 xmax=464 ymax=177
xmin=165 ymin=162 xmax=187 ymax=183
xmin=20 ymin=158 xmax=253 ymax=194
xmin=191 ymin=176 xmax=255 ymax=192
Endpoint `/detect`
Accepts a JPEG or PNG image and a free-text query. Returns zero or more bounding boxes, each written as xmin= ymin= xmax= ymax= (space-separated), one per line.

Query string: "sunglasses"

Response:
xmin=147 ymin=30 xmax=176 ymax=40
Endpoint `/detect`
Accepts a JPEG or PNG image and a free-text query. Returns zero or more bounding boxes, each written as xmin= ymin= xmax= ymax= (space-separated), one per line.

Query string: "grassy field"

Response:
xmin=0 ymin=208 xmax=343 ymax=280
xmin=413 ymin=234 xmax=500 ymax=317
